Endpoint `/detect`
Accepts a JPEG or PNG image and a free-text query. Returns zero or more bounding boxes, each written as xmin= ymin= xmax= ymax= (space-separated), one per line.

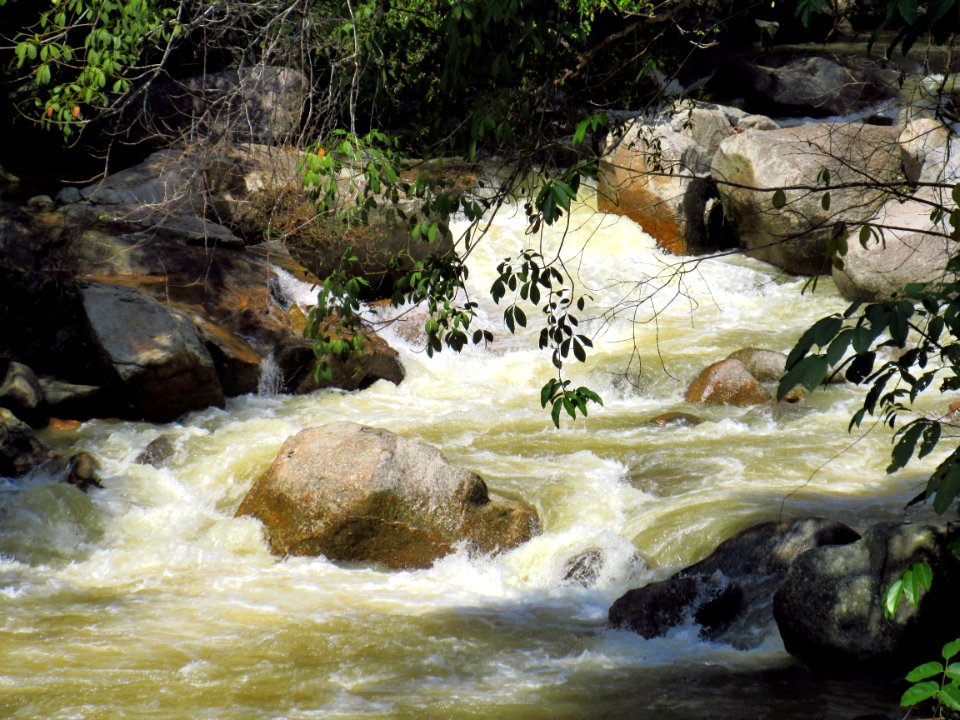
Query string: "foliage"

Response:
xmin=0 ymin=0 xmax=180 ymax=138
xmin=777 ymin=187 xmax=960 ymax=515
xmin=883 ymin=561 xmax=934 ymax=621
xmin=900 ymin=638 xmax=960 ymax=714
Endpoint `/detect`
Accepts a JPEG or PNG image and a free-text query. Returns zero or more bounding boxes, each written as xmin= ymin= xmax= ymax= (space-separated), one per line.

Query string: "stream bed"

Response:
xmin=0 ymin=193 xmax=937 ymax=718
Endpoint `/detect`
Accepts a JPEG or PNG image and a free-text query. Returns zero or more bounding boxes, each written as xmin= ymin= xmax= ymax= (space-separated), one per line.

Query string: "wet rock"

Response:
xmin=235 ymin=422 xmax=540 ymax=570
xmin=136 ymin=436 xmax=177 ymax=468
xmin=277 ymin=327 xmax=404 ymax=394
xmin=684 ymin=359 xmax=771 ymax=406
xmin=0 ymin=360 xmax=46 ymax=427
xmin=609 ymin=518 xmax=860 ymax=647
xmin=80 ymin=282 xmax=225 ymax=422
xmin=711 ymin=123 xmax=901 ymax=275
xmin=563 ymin=548 xmax=605 ymax=587
xmin=0 ymin=408 xmax=49 ymax=477
xmin=598 ymin=102 xmax=765 ymax=255
xmin=774 ymin=522 xmax=960 ymax=669
xmin=66 ymin=452 xmax=103 ymax=492
xmin=646 ymin=412 xmax=703 ymax=427
xmin=725 ymin=348 xmax=787 ymax=383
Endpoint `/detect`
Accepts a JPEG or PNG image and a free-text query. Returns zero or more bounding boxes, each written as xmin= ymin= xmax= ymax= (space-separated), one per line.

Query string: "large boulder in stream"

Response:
xmin=235 ymin=422 xmax=540 ymax=569
xmin=774 ymin=522 xmax=960 ymax=669
xmin=684 ymin=358 xmax=771 ymax=406
xmin=81 ymin=282 xmax=225 ymax=422
xmin=598 ymin=102 xmax=776 ymax=255
xmin=711 ymin=123 xmax=902 ymax=275
xmin=608 ymin=518 xmax=860 ymax=647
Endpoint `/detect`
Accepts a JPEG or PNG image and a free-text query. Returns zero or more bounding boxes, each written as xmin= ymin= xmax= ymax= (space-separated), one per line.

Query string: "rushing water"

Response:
xmin=0 ymin=190 xmax=941 ymax=719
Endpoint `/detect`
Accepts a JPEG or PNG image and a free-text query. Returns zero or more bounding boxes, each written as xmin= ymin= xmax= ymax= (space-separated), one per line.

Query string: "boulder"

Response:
xmin=37 ymin=378 xmax=105 ymax=420
xmin=712 ymin=54 xmax=894 ymax=118
xmin=0 ymin=360 xmax=46 ymax=427
xmin=599 ymin=103 xmax=771 ymax=255
xmin=833 ymin=188 xmax=956 ymax=300
xmin=774 ymin=522 xmax=960 ymax=668
xmin=235 ymin=422 xmax=540 ymax=569
xmin=898 ymin=118 xmax=953 ymax=184
xmin=711 ymin=123 xmax=902 ymax=275
xmin=144 ymin=66 xmax=307 ymax=144
xmin=0 ymin=408 xmax=49 ymax=477
xmin=80 ymin=282 xmax=225 ymax=422
xmin=277 ymin=330 xmax=404 ymax=394
xmin=609 ymin=518 xmax=860 ymax=647
xmin=684 ymin=358 xmax=771 ymax=406
xmin=725 ymin=348 xmax=787 ymax=382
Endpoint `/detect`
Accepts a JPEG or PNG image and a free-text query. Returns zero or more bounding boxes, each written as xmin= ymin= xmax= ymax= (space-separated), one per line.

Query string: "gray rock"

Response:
xmin=55 ymin=187 xmax=82 ymax=205
xmin=26 ymin=195 xmax=54 ymax=212
xmin=725 ymin=348 xmax=787 ymax=382
xmin=833 ymin=186 xmax=956 ymax=300
xmin=609 ymin=518 xmax=860 ymax=647
xmin=0 ymin=408 xmax=49 ymax=477
xmin=712 ymin=123 xmax=902 ymax=275
xmin=235 ymin=422 xmax=540 ymax=569
xmin=145 ymin=66 xmax=307 ymax=143
xmin=136 ymin=436 xmax=177 ymax=468
xmin=0 ymin=360 xmax=46 ymax=426
xmin=37 ymin=378 xmax=105 ymax=420
xmin=774 ymin=522 xmax=960 ymax=668
xmin=80 ymin=282 xmax=225 ymax=422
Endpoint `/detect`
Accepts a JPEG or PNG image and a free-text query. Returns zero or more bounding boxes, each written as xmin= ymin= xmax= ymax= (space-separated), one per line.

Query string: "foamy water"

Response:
xmin=0 ymin=191 xmax=930 ymax=718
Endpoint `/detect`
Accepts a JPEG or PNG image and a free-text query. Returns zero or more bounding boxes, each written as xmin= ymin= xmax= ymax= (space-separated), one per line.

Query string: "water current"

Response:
xmin=0 ymin=190 xmax=942 ymax=718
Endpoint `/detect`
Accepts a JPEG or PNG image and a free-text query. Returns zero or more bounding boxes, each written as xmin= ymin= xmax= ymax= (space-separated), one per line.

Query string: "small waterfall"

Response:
xmin=256 ymin=351 xmax=284 ymax=396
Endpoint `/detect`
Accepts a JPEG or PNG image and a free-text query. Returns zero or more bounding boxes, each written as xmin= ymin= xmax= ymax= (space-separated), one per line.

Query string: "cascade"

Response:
xmin=0 ymin=193 xmax=935 ymax=718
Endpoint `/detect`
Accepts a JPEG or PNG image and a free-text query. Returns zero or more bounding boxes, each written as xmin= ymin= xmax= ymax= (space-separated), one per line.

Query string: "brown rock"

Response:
xmin=646 ymin=412 xmax=703 ymax=427
xmin=685 ymin=359 xmax=771 ymax=406
xmin=235 ymin=422 xmax=539 ymax=569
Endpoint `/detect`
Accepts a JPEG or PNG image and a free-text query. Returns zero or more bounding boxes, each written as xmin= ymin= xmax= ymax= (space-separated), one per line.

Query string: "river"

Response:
xmin=0 ymin=190 xmax=938 ymax=718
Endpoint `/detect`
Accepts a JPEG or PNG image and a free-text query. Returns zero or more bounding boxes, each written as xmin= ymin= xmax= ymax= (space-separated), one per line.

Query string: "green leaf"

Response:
xmin=551 ymin=399 xmax=562 ymax=428
xmin=821 ymin=191 xmax=831 ymax=211
xmin=884 ymin=578 xmax=904 ymax=619
xmin=906 ymin=661 xmax=944 ymax=682
xmin=772 ymin=188 xmax=787 ymax=209
xmin=944 ymin=639 xmax=960 ymax=661
xmin=940 ymin=684 xmax=960 ymax=711
xmin=888 ymin=422 xmax=925 ymax=473
xmin=945 ymin=662 xmax=960 ymax=682
xmin=901 ymin=681 xmax=940 ymax=706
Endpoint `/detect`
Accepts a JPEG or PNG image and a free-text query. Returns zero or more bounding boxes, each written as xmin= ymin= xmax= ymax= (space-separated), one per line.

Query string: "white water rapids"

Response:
xmin=0 ymin=190 xmax=943 ymax=718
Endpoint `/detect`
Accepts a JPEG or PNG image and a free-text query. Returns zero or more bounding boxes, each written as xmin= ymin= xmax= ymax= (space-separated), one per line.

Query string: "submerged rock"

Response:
xmin=609 ymin=517 xmax=859 ymax=647
xmin=65 ymin=452 xmax=103 ymax=492
xmin=235 ymin=422 xmax=540 ymax=569
xmin=774 ymin=522 xmax=960 ymax=669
